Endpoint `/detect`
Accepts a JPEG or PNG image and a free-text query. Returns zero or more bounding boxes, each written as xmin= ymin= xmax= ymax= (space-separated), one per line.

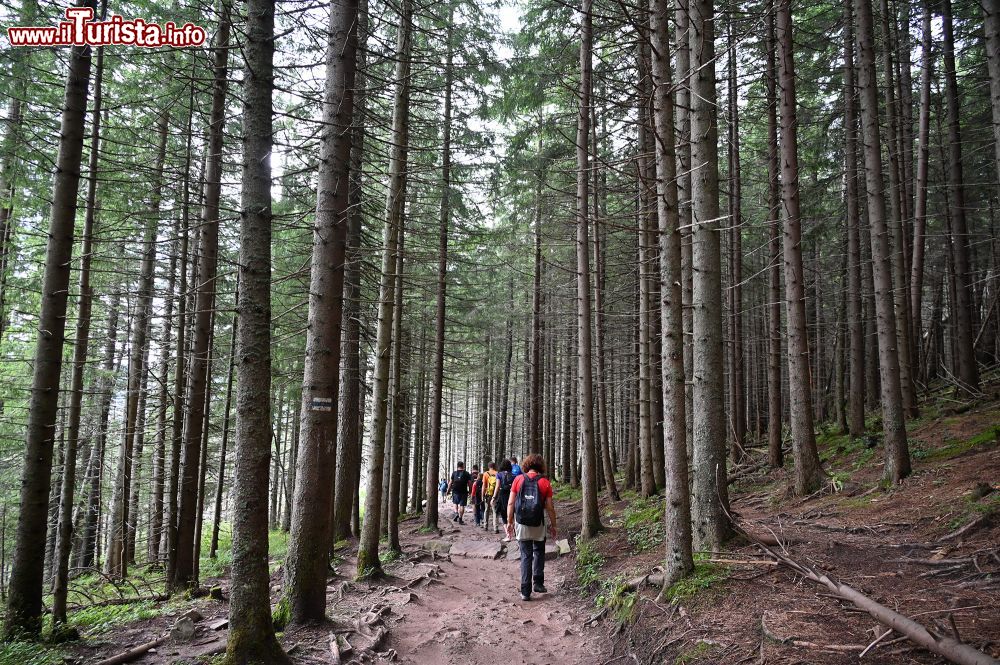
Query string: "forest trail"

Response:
xmin=375 ymin=520 xmax=604 ymax=664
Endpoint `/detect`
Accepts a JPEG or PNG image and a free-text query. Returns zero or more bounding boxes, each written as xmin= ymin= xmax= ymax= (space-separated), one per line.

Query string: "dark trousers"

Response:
xmin=474 ymin=501 xmax=485 ymax=524
xmin=518 ymin=539 xmax=545 ymax=596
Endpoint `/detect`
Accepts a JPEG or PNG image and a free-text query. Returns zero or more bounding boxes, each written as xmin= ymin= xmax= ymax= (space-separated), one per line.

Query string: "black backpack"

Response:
xmin=515 ymin=475 xmax=544 ymax=527
xmin=451 ymin=470 xmax=470 ymax=494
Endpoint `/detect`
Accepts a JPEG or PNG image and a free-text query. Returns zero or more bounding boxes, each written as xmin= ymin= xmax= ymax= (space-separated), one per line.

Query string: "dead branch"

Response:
xmin=940 ymin=513 xmax=996 ymax=542
xmin=742 ymin=524 xmax=999 ymax=665
xmin=94 ymin=635 xmax=169 ymax=665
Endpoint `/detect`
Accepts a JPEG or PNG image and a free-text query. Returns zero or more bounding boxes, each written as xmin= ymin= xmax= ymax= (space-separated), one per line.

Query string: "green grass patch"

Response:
xmin=674 ymin=641 xmax=713 ymax=664
xmin=575 ymin=538 xmax=606 ymax=589
xmin=913 ymin=425 xmax=1000 ymax=462
xmin=68 ymin=599 xmax=164 ymax=635
xmin=842 ymin=493 xmax=875 ymax=508
xmin=622 ymin=495 xmax=664 ymax=553
xmin=0 ymin=641 xmax=67 ymax=665
xmin=662 ymin=554 xmax=726 ymax=603
xmin=379 ymin=548 xmax=402 ymax=565
xmin=553 ymin=482 xmax=582 ymax=502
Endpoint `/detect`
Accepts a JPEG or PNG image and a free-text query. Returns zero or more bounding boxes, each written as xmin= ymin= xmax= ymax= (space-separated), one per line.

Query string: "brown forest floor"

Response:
xmin=68 ymin=377 xmax=999 ymax=665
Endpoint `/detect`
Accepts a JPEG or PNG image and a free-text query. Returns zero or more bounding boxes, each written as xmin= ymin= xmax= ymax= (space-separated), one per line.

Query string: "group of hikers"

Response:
xmin=437 ymin=454 xmax=558 ymax=601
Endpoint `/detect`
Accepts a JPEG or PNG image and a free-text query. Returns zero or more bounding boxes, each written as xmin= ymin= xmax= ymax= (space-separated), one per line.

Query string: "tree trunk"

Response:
xmin=764 ymin=1 xmax=785 ymax=467
xmin=576 ymin=0 xmax=602 ymax=540
xmin=224 ymin=0 xmax=288 ymax=656
xmin=173 ymin=2 xmax=232 ymax=590
xmin=940 ymin=0 xmax=980 ymax=394
xmin=357 ymin=0 xmax=412 ymax=577
xmin=77 ymin=288 xmax=121 ymax=571
xmin=52 ymin=40 xmax=105 ymax=626
xmin=636 ymin=46 xmax=656 ymax=497
xmin=910 ymin=0 xmax=933 ymax=381
xmin=726 ymin=16 xmax=745 ymax=463
xmin=855 ymin=0 xmax=912 ymax=483
xmin=2 ymin=0 xmax=95 ymax=637
xmin=166 ymin=61 xmax=196 ymax=578
xmin=689 ymin=0 xmax=731 ymax=549
xmin=776 ymin=0 xmax=824 ymax=495
xmin=0 ymin=94 xmax=23 ymax=345
xmin=987 ymin=0 xmax=1000 ymax=192
xmin=386 ymin=250 xmax=407 ymax=553
xmin=332 ymin=0 xmax=368 ymax=544
xmin=108 ymin=110 xmax=168 ymax=578
xmin=844 ymin=4 xmax=866 ymax=438
xmin=211 ymin=314 xmax=238 ymax=558
xmin=150 ymin=221 xmax=179 ymax=564
xmin=650 ymin=0 xmax=693 ymax=586
xmin=283 ymin=0 xmax=361 ymax=621
xmin=425 ymin=16 xmax=453 ymax=529
xmin=590 ymin=126 xmax=618 ymax=501
xmin=878 ymin=0 xmax=917 ymax=416
xmin=529 ymin=131 xmax=544 ymax=456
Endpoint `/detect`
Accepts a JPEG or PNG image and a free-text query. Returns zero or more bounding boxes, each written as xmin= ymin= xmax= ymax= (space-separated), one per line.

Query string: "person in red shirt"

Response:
xmin=505 ymin=453 xmax=557 ymax=601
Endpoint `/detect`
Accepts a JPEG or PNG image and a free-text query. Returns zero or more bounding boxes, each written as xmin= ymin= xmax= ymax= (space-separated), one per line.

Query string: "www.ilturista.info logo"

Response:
xmin=6 ymin=7 xmax=207 ymax=48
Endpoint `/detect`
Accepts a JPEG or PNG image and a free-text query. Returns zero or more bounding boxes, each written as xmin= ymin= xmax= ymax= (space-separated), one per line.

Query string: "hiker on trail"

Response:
xmin=506 ymin=453 xmax=557 ymax=601
xmin=510 ymin=456 xmax=522 ymax=477
xmin=470 ymin=471 xmax=485 ymax=527
xmin=439 ymin=478 xmax=448 ymax=501
xmin=493 ymin=459 xmax=514 ymax=539
xmin=482 ymin=462 xmax=498 ymax=531
xmin=448 ymin=461 xmax=472 ymax=524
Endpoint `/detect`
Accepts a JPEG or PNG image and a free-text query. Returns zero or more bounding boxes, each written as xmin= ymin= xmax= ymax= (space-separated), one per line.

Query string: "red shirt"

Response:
xmin=510 ymin=471 xmax=553 ymax=503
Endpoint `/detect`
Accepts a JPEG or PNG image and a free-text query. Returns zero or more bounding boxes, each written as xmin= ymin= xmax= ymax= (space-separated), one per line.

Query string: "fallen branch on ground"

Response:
xmin=940 ymin=513 xmax=996 ymax=542
xmin=94 ymin=635 xmax=168 ymax=665
xmin=761 ymin=612 xmax=864 ymax=653
xmin=739 ymin=523 xmax=999 ymax=665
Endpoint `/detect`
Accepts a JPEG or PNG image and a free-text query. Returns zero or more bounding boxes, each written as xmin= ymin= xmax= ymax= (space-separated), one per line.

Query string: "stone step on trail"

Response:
xmin=448 ymin=539 xmax=505 ymax=560
xmin=504 ymin=541 xmax=560 ymax=561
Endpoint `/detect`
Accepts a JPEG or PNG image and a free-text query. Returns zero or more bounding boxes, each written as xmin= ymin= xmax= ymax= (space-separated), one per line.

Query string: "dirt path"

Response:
xmin=378 ymin=502 xmax=606 ymax=665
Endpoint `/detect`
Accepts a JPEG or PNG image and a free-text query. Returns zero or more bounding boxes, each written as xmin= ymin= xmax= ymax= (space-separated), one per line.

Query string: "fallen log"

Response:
xmin=940 ymin=513 xmax=995 ymax=542
xmin=740 ymin=523 xmax=999 ymax=665
xmin=94 ymin=635 xmax=168 ymax=665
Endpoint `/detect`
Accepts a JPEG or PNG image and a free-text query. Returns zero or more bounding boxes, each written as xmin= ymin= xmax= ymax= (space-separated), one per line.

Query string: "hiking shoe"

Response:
xmin=451 ymin=513 xmax=459 ymax=521
xmin=458 ymin=518 xmax=465 ymax=524
xmin=533 ymin=584 xmax=547 ymax=594
xmin=520 ymin=593 xmax=530 ymax=601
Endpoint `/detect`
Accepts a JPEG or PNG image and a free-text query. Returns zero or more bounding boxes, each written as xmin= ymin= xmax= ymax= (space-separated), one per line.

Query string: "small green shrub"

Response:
xmin=622 ymin=496 xmax=664 ymax=553
xmin=674 ymin=641 xmax=712 ymax=664
xmin=553 ymin=483 xmax=582 ymax=502
xmin=0 ymin=641 xmax=66 ymax=665
xmin=70 ymin=599 xmax=162 ymax=635
xmin=595 ymin=574 xmax=638 ymax=625
xmin=575 ymin=539 xmax=606 ymax=589
xmin=379 ymin=548 xmax=402 ymax=565
xmin=662 ymin=555 xmax=726 ymax=603
xmin=271 ymin=596 xmax=291 ymax=631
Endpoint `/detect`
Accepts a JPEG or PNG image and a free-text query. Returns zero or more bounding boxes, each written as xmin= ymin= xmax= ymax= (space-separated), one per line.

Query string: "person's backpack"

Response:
xmin=515 ymin=475 xmax=544 ymax=527
xmin=494 ymin=471 xmax=512 ymax=508
xmin=451 ymin=470 xmax=469 ymax=494
xmin=511 ymin=463 xmax=522 ymax=477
